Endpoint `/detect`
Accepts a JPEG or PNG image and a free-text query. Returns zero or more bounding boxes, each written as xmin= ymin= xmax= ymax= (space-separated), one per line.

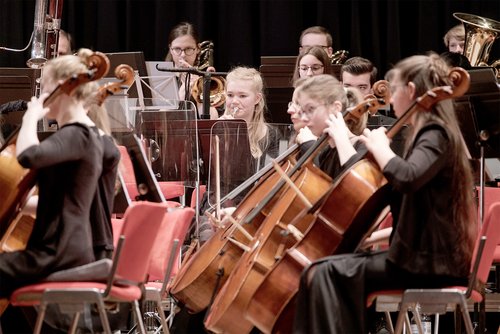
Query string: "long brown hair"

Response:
xmin=389 ymin=52 xmax=476 ymax=265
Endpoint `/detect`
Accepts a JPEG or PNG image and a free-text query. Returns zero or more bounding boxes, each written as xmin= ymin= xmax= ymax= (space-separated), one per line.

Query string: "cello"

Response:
xmin=246 ymin=67 xmax=471 ymax=334
xmin=203 ymin=82 xmax=389 ymax=334
xmin=0 ymin=51 xmax=110 ymax=251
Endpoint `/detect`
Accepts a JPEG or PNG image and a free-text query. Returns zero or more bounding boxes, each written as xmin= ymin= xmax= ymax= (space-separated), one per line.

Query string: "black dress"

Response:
xmin=293 ymin=124 xmax=470 ymax=334
xmin=0 ymin=123 xmax=103 ymax=297
xmin=89 ymin=132 xmax=120 ymax=260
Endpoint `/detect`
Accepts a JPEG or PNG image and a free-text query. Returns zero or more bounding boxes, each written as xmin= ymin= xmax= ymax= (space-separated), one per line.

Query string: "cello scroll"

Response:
xmin=96 ymin=64 xmax=135 ymax=106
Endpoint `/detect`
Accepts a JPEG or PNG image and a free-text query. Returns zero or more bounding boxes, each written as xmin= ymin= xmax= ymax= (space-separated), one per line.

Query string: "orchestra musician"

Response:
xmin=443 ymin=24 xmax=466 ymax=54
xmin=291 ymin=46 xmax=332 ymax=84
xmin=57 ymin=29 xmax=74 ymax=56
xmin=292 ymin=74 xmax=367 ymax=178
xmin=165 ymin=21 xmax=219 ymax=119
xmin=219 ymin=66 xmax=281 ymax=169
xmin=340 ymin=56 xmax=378 ymax=96
xmin=0 ymin=49 xmax=105 ymax=332
xmin=293 ymin=53 xmax=477 ymax=334
xmin=299 ymin=26 xmax=334 ymax=58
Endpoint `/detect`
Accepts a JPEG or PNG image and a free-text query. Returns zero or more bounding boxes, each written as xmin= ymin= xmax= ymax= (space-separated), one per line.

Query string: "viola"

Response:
xmin=246 ymin=68 xmax=471 ymax=334
xmin=0 ymin=51 xmax=110 ymax=250
xmin=203 ymin=81 xmax=390 ymax=334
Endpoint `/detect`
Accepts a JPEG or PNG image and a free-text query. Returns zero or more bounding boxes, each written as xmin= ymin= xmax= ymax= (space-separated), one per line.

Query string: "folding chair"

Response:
xmin=136 ymin=206 xmax=195 ymax=334
xmin=9 ymin=201 xmax=169 ymax=334
xmin=393 ymin=201 xmax=500 ymax=334
xmin=367 ymin=201 xmax=500 ymax=334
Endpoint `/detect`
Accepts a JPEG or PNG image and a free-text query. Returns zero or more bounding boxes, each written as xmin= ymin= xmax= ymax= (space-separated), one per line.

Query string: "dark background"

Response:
xmin=1 ymin=0 xmax=499 ymax=78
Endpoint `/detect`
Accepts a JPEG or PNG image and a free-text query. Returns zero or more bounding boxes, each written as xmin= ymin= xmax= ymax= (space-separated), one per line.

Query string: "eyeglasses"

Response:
xmin=297 ymin=103 xmax=327 ymax=119
xmin=288 ymin=101 xmax=300 ymax=111
xmin=170 ymin=47 xmax=197 ymax=56
xmin=299 ymin=65 xmax=324 ymax=73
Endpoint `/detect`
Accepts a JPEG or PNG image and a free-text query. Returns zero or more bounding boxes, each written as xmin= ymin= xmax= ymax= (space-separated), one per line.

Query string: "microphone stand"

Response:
xmin=156 ymin=65 xmax=227 ymax=119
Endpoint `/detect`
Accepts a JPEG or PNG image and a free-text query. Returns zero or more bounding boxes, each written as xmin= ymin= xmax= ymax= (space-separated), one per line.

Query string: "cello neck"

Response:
xmin=242 ymin=133 xmax=329 ymax=224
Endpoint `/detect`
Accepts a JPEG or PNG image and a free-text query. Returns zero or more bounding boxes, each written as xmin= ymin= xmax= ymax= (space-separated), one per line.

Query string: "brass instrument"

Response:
xmin=330 ymin=49 xmax=350 ymax=65
xmin=191 ymin=40 xmax=226 ymax=108
xmin=454 ymin=12 xmax=500 ymax=79
xmin=27 ymin=0 xmax=49 ymax=68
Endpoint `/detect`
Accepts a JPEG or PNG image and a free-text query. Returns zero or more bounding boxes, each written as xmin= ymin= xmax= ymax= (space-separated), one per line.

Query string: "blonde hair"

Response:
xmin=443 ymin=24 xmax=465 ymax=47
xmin=225 ymin=66 xmax=269 ymax=158
xmin=44 ymin=48 xmax=100 ymax=106
xmin=294 ymin=74 xmax=367 ymax=135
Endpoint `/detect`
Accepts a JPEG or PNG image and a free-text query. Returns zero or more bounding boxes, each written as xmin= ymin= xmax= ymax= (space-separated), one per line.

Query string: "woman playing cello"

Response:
xmin=293 ymin=53 xmax=476 ymax=334
xmin=0 ymin=49 xmax=106 ymax=331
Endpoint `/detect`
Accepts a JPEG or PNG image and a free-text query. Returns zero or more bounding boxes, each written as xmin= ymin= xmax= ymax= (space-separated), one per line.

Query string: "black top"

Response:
xmin=89 ymin=132 xmax=120 ymax=260
xmin=0 ymin=123 xmax=103 ymax=296
xmin=385 ymin=123 xmax=469 ymax=278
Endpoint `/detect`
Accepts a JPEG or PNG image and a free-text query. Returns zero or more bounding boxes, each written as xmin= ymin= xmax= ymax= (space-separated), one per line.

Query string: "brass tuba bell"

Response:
xmin=191 ymin=40 xmax=226 ymax=108
xmin=453 ymin=12 xmax=500 ymax=79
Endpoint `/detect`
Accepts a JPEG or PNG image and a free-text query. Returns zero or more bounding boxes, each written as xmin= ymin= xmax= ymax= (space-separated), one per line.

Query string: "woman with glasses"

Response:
xmin=165 ymin=22 xmax=219 ymax=118
xmin=292 ymin=74 xmax=366 ymax=179
xmin=291 ymin=46 xmax=332 ymax=84
xmin=293 ymin=53 xmax=476 ymax=334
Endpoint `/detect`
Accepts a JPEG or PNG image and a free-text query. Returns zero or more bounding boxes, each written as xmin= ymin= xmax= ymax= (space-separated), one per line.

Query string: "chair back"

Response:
xmin=118 ymin=145 xmax=140 ymax=200
xmin=115 ymin=201 xmax=167 ymax=284
xmin=148 ymin=207 xmax=195 ymax=282
xmin=470 ymin=201 xmax=500 ymax=291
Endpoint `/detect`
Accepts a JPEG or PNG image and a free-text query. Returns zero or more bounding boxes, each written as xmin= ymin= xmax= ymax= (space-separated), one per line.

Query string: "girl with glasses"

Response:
xmin=292 ymin=74 xmax=366 ymax=179
xmin=291 ymin=46 xmax=331 ymax=84
xmin=165 ymin=22 xmax=219 ymax=119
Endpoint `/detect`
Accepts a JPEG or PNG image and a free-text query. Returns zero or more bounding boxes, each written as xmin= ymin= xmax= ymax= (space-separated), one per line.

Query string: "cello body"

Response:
xmin=203 ymin=162 xmax=332 ymax=334
xmin=245 ymin=158 xmax=390 ymax=333
xmin=0 ymin=138 xmax=37 ymax=238
xmin=169 ymin=150 xmax=299 ymax=313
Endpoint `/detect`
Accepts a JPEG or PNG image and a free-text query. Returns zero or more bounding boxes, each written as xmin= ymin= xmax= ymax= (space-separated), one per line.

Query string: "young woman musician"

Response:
xmin=87 ymin=101 xmax=120 ymax=261
xmin=165 ymin=21 xmax=219 ymax=119
xmin=0 ymin=49 xmax=104 ymax=300
xmin=219 ymin=66 xmax=281 ymax=169
xmin=293 ymin=53 xmax=477 ymax=334
xmin=292 ymin=74 xmax=366 ymax=179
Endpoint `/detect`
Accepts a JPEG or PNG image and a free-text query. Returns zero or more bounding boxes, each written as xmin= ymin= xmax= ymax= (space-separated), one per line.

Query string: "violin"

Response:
xmin=0 ymin=51 xmax=110 ymax=250
xmin=203 ymin=81 xmax=391 ymax=334
xmin=246 ymin=68 xmax=471 ymax=334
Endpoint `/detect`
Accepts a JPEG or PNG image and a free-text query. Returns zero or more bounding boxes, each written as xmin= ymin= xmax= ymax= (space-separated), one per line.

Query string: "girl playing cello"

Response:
xmin=0 ymin=49 xmax=106 ymax=330
xmin=293 ymin=53 xmax=476 ymax=334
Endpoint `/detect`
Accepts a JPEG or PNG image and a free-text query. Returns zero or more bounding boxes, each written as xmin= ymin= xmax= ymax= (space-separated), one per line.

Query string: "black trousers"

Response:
xmin=293 ymin=250 xmax=467 ymax=334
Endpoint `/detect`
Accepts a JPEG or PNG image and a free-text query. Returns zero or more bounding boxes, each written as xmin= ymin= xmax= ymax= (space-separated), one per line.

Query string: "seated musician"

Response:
xmin=199 ymin=66 xmax=281 ymax=241
xmin=293 ymin=53 xmax=477 ymax=334
xmin=165 ymin=21 xmax=220 ymax=119
xmin=299 ymin=26 xmax=334 ymax=58
xmin=291 ymin=74 xmax=367 ymax=179
xmin=340 ymin=56 xmax=378 ymax=97
xmin=0 ymin=49 xmax=105 ymax=331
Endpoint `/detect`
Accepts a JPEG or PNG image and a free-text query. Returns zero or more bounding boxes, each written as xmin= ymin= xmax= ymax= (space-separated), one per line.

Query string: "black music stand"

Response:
xmin=454 ymin=67 xmax=500 ymax=224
